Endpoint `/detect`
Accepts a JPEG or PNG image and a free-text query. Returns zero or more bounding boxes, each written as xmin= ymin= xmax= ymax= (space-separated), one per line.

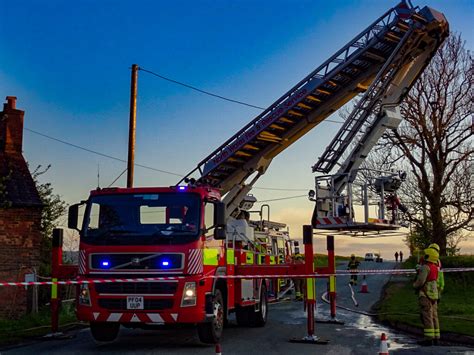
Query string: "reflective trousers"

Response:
xmin=419 ymin=296 xmax=440 ymax=339
xmin=293 ymin=278 xmax=303 ymax=298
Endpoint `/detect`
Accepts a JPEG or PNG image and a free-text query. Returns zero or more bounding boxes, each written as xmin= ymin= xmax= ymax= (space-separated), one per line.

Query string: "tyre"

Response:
xmin=250 ymin=283 xmax=268 ymax=327
xmin=235 ymin=305 xmax=251 ymax=326
xmin=90 ymin=322 xmax=120 ymax=342
xmin=197 ymin=289 xmax=224 ymax=344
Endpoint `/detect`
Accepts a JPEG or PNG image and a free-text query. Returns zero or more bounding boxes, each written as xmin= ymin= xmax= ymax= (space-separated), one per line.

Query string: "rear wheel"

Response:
xmin=235 ymin=305 xmax=251 ymax=326
xmin=90 ymin=322 xmax=120 ymax=342
xmin=250 ymin=284 xmax=268 ymax=327
xmin=197 ymin=289 xmax=224 ymax=344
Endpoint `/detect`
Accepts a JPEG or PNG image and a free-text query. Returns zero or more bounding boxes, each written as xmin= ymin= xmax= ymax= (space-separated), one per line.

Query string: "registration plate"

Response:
xmin=127 ymin=296 xmax=144 ymax=310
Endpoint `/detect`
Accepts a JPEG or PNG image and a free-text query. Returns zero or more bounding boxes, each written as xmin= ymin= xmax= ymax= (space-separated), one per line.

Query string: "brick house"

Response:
xmin=0 ymin=96 xmax=43 ymax=318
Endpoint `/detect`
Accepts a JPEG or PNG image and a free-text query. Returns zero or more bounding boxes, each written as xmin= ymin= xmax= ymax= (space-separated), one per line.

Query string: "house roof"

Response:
xmin=0 ymin=152 xmax=42 ymax=208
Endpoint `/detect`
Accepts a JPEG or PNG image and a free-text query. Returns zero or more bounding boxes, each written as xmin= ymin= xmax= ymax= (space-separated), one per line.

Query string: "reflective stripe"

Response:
xmin=245 ymin=252 xmax=254 ymax=264
xmin=424 ymin=329 xmax=435 ymax=338
xmin=434 ymin=329 xmax=440 ymax=336
xmin=203 ymin=249 xmax=219 ymax=266
xmin=270 ymin=256 xmax=276 ymax=265
xmin=226 ymin=249 xmax=235 ymax=265
xmin=51 ymin=278 xmax=58 ymax=298
xmin=329 ymin=276 xmax=336 ymax=293
xmin=307 ymin=278 xmax=315 ymax=300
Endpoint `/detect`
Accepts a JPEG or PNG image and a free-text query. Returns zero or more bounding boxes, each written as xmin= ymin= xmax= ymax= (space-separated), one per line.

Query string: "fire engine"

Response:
xmin=65 ymin=1 xmax=447 ymax=344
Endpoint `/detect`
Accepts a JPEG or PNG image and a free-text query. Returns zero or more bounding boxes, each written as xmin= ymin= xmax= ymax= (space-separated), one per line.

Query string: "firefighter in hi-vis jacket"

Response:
xmin=413 ymin=247 xmax=441 ymax=346
xmin=347 ymin=254 xmax=360 ymax=286
xmin=292 ymin=253 xmax=304 ymax=301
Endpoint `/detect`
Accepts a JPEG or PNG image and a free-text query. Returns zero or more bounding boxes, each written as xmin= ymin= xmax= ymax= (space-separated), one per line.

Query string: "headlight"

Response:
xmin=78 ymin=284 xmax=91 ymax=306
xmin=181 ymin=282 xmax=196 ymax=307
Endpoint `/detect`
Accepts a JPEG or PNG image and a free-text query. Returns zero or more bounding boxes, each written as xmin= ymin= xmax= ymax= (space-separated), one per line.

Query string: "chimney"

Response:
xmin=1 ymin=96 xmax=25 ymax=153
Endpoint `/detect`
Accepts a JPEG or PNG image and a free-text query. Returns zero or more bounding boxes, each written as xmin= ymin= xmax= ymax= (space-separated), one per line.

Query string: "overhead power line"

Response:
xmin=24 ymin=127 xmax=182 ymax=177
xmin=256 ymin=194 xmax=307 ymax=203
xmin=253 ymin=186 xmax=308 ymax=192
xmin=140 ymin=67 xmax=344 ymax=125
xmin=140 ymin=67 xmax=265 ymax=110
xmin=25 ymin=127 xmax=312 ymax=192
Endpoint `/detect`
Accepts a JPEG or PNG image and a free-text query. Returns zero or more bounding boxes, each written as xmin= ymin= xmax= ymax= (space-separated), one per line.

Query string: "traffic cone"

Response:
xmin=215 ymin=343 xmax=222 ymax=355
xmin=378 ymin=333 xmax=389 ymax=355
xmin=360 ymin=276 xmax=369 ymax=293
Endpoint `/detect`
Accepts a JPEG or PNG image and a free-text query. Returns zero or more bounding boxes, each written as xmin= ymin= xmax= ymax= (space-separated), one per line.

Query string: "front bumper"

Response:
xmin=76 ymin=276 xmax=211 ymax=324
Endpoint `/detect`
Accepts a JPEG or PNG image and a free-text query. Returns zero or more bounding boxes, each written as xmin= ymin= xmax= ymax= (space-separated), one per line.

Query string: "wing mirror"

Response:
xmin=214 ymin=202 xmax=226 ymax=227
xmin=68 ymin=203 xmax=81 ymax=231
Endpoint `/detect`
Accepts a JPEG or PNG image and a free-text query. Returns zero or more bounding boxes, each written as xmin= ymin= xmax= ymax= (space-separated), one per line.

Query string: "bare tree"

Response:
xmin=371 ymin=33 xmax=473 ymax=255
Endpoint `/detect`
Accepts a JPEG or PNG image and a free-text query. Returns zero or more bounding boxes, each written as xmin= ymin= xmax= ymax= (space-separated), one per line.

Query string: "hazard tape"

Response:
xmin=1 ymin=267 xmax=473 ymax=287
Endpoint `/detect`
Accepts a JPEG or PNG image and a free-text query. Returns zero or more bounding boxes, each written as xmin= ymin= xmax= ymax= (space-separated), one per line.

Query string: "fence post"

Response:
xmin=51 ymin=228 xmax=63 ymax=334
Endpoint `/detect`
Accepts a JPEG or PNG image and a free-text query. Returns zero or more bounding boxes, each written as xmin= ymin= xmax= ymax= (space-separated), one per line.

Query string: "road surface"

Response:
xmin=4 ymin=261 xmax=473 ymax=354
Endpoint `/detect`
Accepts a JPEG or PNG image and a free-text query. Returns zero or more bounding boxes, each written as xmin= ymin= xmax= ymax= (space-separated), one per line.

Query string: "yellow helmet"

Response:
xmin=424 ymin=247 xmax=439 ymax=264
xmin=428 ymin=243 xmax=440 ymax=253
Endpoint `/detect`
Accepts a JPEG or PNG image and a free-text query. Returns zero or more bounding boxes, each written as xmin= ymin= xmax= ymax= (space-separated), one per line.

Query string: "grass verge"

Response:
xmin=314 ymin=253 xmax=354 ymax=268
xmin=0 ymin=303 xmax=84 ymax=347
xmin=375 ymin=255 xmax=474 ymax=338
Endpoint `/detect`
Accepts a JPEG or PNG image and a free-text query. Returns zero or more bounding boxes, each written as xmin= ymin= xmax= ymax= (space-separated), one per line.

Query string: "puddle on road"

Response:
xmin=341 ymin=309 xmax=418 ymax=352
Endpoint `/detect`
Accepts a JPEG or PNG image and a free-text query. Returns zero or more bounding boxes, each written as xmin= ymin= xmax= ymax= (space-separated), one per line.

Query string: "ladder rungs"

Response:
xmin=235 ymin=150 xmax=252 ymax=157
xmin=278 ymin=117 xmax=294 ymax=124
xmin=288 ymin=110 xmax=304 ymax=117
xmin=243 ymin=144 xmax=260 ymax=151
xmin=306 ymin=95 xmax=321 ymax=102
xmin=228 ymin=157 xmax=246 ymax=163
xmin=297 ymin=102 xmax=312 ymax=110
xmin=386 ymin=31 xmax=401 ymax=41
xmin=270 ymin=124 xmax=286 ymax=131
xmin=316 ymin=88 xmax=332 ymax=95
xmin=257 ymin=136 xmax=281 ymax=143
xmin=260 ymin=131 xmax=281 ymax=139
xmin=364 ymin=50 xmax=386 ymax=62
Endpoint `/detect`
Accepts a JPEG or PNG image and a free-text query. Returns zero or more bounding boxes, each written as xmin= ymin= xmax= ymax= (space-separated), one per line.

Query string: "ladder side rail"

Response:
xmin=181 ymin=5 xmax=409 ymax=183
xmin=207 ymin=36 xmax=398 ymax=196
xmin=312 ymin=25 xmax=415 ymax=174
xmin=197 ymin=16 xmax=403 ymax=182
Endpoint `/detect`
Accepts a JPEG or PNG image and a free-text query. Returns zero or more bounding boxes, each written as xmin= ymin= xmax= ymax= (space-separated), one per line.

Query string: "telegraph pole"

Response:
xmin=127 ymin=64 xmax=138 ymax=188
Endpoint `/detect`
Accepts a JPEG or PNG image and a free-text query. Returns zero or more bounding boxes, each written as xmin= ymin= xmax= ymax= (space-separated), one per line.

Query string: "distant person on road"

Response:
xmin=413 ymin=246 xmax=440 ymax=346
xmin=347 ymin=254 xmax=360 ymax=286
xmin=399 ymin=250 xmax=404 ymax=262
xmin=395 ymin=251 xmax=399 ymax=262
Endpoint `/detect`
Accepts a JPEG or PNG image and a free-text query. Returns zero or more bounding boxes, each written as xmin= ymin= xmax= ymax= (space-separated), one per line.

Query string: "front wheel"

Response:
xmin=197 ymin=289 xmax=224 ymax=344
xmin=90 ymin=322 xmax=120 ymax=342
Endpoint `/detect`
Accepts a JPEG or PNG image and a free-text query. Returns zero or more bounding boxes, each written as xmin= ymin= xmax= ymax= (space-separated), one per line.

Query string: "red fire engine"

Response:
xmin=61 ymin=1 xmax=447 ymax=344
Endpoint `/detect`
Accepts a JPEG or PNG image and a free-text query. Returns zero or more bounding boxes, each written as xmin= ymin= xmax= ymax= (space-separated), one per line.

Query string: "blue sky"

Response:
xmin=1 ymin=0 xmax=473 ymax=254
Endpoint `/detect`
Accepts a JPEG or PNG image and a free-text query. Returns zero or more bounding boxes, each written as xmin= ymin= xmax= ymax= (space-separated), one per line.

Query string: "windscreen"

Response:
xmin=81 ymin=193 xmax=201 ymax=245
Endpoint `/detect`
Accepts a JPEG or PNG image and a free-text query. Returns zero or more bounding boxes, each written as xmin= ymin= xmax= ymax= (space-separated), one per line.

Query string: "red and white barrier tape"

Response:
xmin=1 ymin=267 xmax=473 ymax=287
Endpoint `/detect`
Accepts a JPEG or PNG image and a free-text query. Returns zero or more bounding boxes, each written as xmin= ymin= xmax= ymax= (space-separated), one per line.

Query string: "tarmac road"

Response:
xmin=4 ymin=260 xmax=473 ymax=354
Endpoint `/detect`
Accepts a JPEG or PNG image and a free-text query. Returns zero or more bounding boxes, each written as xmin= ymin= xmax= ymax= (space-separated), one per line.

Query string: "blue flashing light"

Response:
xmin=101 ymin=260 xmax=110 ymax=268
xmin=178 ymin=186 xmax=186 ymax=191
xmin=162 ymin=261 xmax=170 ymax=266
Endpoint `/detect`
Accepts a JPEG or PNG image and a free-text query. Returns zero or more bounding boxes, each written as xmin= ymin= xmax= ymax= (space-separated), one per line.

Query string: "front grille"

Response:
xmin=95 ymin=282 xmax=178 ymax=295
xmin=98 ymin=298 xmax=174 ymax=311
xmin=90 ymin=253 xmax=182 ymax=270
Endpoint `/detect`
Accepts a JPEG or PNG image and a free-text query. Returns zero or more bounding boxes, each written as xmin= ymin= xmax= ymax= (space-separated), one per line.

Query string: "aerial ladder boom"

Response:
xmin=312 ymin=5 xmax=449 ymax=196
xmin=179 ymin=1 xmax=449 ymax=217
